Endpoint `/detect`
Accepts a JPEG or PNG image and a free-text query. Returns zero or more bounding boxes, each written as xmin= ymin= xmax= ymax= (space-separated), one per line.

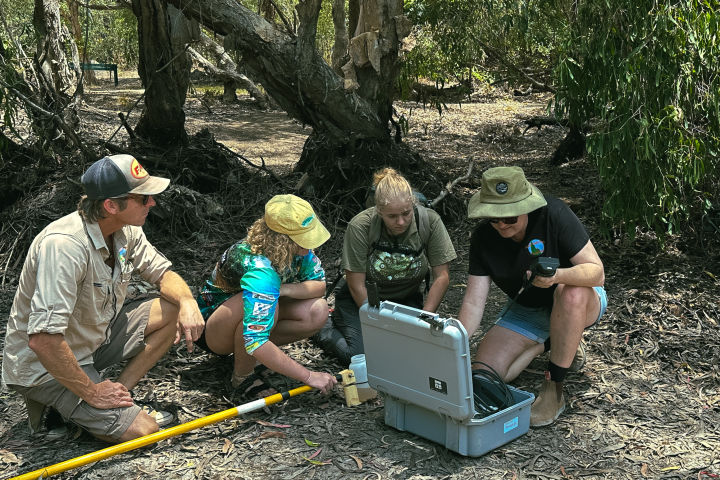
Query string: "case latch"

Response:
xmin=418 ymin=312 xmax=444 ymax=331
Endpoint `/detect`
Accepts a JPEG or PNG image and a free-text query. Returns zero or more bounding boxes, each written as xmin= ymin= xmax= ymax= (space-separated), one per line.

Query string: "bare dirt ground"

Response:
xmin=1 ymin=75 xmax=719 ymax=480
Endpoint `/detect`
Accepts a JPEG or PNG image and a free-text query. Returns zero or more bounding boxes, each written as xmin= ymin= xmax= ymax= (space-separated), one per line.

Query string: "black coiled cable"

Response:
xmin=471 ymin=361 xmax=514 ymax=418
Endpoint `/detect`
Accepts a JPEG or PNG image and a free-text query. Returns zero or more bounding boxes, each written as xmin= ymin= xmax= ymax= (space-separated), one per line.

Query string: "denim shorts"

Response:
xmin=495 ymin=286 xmax=607 ymax=343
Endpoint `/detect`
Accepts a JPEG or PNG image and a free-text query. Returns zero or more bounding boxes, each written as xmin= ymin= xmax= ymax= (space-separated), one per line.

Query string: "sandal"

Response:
xmin=232 ymin=365 xmax=278 ymax=400
xmin=231 ymin=364 xmax=270 ymax=388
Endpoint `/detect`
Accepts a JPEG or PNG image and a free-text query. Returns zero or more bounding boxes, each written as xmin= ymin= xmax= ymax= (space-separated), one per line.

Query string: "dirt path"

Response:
xmin=1 ymin=78 xmax=719 ymax=480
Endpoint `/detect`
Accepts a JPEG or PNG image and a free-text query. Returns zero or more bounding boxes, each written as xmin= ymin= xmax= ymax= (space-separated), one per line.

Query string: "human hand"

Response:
xmin=174 ymin=299 xmax=205 ymax=353
xmin=304 ymin=371 xmax=338 ymax=394
xmin=87 ymin=380 xmax=134 ymax=409
xmin=530 ymin=271 xmax=556 ymax=288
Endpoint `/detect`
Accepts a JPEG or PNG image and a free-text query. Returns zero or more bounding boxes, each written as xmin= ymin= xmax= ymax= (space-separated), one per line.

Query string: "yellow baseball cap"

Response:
xmin=265 ymin=194 xmax=330 ymax=249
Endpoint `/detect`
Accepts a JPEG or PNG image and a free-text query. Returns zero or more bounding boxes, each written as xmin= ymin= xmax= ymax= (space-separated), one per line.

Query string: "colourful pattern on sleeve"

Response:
xmin=197 ymin=243 xmax=325 ymax=355
xmin=280 ymin=250 xmax=326 ymax=284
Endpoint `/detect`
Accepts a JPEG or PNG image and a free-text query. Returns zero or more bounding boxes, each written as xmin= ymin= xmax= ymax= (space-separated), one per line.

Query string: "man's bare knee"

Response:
xmin=148 ymin=298 xmax=180 ymax=333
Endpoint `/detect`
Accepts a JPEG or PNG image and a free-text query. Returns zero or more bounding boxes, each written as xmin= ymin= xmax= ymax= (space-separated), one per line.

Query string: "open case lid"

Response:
xmin=360 ymin=301 xmax=475 ymax=421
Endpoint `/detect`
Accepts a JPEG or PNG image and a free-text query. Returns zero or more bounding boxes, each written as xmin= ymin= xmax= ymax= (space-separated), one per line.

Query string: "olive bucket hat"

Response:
xmin=468 ymin=166 xmax=547 ymax=219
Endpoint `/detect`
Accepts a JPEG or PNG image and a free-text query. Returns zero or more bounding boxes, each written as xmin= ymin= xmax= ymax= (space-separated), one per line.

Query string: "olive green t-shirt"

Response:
xmin=341 ymin=207 xmax=457 ymax=299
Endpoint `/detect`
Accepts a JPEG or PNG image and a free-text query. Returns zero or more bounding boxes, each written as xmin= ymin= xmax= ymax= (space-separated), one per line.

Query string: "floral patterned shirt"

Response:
xmin=197 ymin=241 xmax=325 ymax=354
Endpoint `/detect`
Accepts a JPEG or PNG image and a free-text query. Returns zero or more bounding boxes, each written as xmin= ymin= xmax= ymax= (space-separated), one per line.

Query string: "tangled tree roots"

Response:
xmin=295 ymin=132 xmax=465 ymax=224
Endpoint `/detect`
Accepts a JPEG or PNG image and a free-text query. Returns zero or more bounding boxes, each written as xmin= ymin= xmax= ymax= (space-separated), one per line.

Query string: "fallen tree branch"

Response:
xmin=429 ymin=158 xmax=474 ymax=208
xmin=520 ymin=115 xmax=569 ymax=134
xmin=1 ymin=225 xmax=28 ymax=288
xmin=267 ymin=0 xmax=295 ymax=36
xmin=188 ymin=41 xmax=269 ymax=108
xmin=472 ymin=35 xmax=555 ymax=94
xmin=215 ymin=142 xmax=287 ymax=186
xmin=166 ymin=0 xmax=386 ymax=140
xmin=198 ymin=32 xmax=271 ymax=107
xmin=117 ymin=112 xmax=136 ymax=139
xmin=0 ymin=77 xmax=94 ymax=159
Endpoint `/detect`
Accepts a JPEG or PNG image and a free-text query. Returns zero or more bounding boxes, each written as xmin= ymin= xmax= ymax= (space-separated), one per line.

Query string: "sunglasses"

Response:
xmin=488 ymin=216 xmax=518 ymax=225
xmin=112 ymin=194 xmax=151 ymax=205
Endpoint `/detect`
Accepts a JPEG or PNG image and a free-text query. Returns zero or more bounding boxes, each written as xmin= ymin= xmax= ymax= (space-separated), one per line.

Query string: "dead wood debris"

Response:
xmin=1 ymin=89 xmax=719 ymax=480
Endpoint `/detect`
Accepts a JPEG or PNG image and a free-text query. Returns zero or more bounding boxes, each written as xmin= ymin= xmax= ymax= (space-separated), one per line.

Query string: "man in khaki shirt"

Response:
xmin=2 ymin=154 xmax=204 ymax=443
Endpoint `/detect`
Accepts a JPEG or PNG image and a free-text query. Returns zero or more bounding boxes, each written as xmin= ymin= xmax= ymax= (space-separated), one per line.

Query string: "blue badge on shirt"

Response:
xmin=118 ymin=247 xmax=127 ymax=265
xmin=528 ymin=239 xmax=544 ymax=256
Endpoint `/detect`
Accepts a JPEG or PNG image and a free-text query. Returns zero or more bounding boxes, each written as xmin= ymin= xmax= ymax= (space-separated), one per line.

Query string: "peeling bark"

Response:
xmin=33 ymin=0 xmax=80 ymax=145
xmin=34 ymin=0 xmax=77 ymax=96
xmin=330 ymin=0 xmax=348 ymax=75
xmin=166 ymin=0 xmax=385 ymax=140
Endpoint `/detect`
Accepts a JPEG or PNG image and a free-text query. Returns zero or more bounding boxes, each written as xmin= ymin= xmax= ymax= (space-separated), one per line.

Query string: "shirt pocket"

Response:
xmin=119 ymin=259 xmax=134 ymax=284
xmin=74 ymin=281 xmax=112 ymax=325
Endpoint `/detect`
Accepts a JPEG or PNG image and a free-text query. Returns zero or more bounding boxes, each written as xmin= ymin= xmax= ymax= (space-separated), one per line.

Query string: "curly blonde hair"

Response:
xmin=373 ymin=167 xmax=415 ymax=209
xmin=246 ymin=218 xmax=297 ymax=272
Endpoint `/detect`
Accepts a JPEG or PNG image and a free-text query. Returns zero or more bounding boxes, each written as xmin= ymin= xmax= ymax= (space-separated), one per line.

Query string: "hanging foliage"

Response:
xmin=554 ymin=0 xmax=720 ymax=239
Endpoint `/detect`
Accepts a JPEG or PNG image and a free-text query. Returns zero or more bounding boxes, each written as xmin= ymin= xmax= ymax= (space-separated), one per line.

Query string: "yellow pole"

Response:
xmin=9 ymin=385 xmax=313 ymax=480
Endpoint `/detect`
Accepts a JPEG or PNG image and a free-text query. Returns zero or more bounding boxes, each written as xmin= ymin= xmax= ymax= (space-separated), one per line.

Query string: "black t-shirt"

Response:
xmin=468 ymin=195 xmax=590 ymax=308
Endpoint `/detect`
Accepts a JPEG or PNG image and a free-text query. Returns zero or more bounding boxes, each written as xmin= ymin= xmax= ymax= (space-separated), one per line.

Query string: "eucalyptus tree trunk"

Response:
xmin=33 ymin=0 xmax=80 ymax=141
xmin=340 ymin=0 xmax=410 ymax=128
xmin=65 ymin=0 xmax=93 ymax=88
xmin=348 ymin=0 xmax=360 ymax=41
xmin=166 ymin=0 xmax=413 ymax=196
xmin=132 ymin=0 xmax=196 ymax=146
xmin=330 ymin=0 xmax=349 ymax=75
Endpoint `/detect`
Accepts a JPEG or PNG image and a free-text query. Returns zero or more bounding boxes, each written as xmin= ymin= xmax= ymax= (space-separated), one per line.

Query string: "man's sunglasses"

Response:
xmin=112 ymin=194 xmax=152 ymax=205
xmin=488 ymin=216 xmax=518 ymax=225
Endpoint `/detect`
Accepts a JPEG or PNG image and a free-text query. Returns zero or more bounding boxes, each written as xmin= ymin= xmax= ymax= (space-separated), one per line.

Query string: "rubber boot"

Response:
xmin=530 ymin=378 xmax=566 ymax=427
xmin=309 ymin=313 xmax=336 ymax=351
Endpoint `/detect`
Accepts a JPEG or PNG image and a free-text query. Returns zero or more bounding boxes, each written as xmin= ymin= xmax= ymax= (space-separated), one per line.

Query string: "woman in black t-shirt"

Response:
xmin=458 ymin=166 xmax=607 ymax=428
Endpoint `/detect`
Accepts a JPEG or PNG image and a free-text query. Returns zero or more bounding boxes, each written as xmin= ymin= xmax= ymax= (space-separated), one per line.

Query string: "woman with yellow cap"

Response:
xmin=194 ymin=195 xmax=337 ymax=397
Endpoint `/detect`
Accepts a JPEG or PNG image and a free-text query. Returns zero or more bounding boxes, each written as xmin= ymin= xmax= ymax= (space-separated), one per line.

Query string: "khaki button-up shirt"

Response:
xmin=2 ymin=211 xmax=171 ymax=387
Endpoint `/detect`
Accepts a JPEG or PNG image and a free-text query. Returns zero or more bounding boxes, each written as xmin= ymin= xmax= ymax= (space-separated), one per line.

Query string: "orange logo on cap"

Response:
xmin=130 ymin=159 xmax=148 ymax=179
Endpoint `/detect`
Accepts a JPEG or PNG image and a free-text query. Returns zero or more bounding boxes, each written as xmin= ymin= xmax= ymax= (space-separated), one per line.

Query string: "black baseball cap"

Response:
xmin=81 ymin=154 xmax=170 ymax=200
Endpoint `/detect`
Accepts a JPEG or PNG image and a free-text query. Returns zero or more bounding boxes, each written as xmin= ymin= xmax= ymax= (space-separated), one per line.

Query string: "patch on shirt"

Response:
xmin=244 ymin=339 xmax=263 ymax=354
xmin=246 ymin=322 xmax=267 ymax=332
xmin=251 ymin=292 xmax=275 ymax=302
xmin=117 ymin=246 xmax=127 ymax=266
xmin=252 ymin=302 xmax=273 ymax=316
xmin=370 ymin=250 xmax=421 ymax=282
xmin=527 ymin=239 xmax=545 ymax=256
